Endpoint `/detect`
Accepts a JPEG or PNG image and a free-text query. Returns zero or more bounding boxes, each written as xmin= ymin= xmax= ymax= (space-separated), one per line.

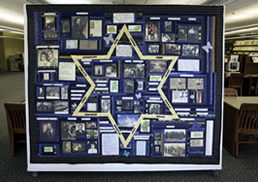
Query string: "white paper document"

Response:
xmin=116 ymin=45 xmax=132 ymax=57
xmin=102 ymin=133 xmax=119 ymax=156
xmin=59 ymin=62 xmax=76 ymax=81
xmin=178 ymin=59 xmax=200 ymax=72
xmin=136 ymin=141 xmax=146 ymax=156
xmin=113 ymin=13 xmax=135 ymax=24
xmin=205 ymin=120 xmax=214 ymax=156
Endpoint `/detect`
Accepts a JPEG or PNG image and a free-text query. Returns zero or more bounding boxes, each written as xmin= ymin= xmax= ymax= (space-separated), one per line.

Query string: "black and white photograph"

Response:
xmin=188 ymin=26 xmax=201 ymax=41
xmin=137 ymin=81 xmax=144 ymax=90
xmin=71 ymin=16 xmax=88 ymax=38
xmin=61 ymin=122 xmax=77 ymax=140
xmin=172 ymin=90 xmax=188 ymax=103
xmin=46 ymin=87 xmax=60 ymax=99
xmin=37 ymin=87 xmax=45 ymax=99
xmin=164 ymin=143 xmax=185 ymax=157
xmin=162 ymin=33 xmax=175 ymax=42
xmin=170 ymin=78 xmax=186 ymax=90
xmin=87 ymin=141 xmax=98 ymax=154
xmin=37 ymin=49 xmax=58 ymax=68
xmin=105 ymin=64 xmax=117 ymax=77
xmin=134 ymin=106 xmax=140 ymax=113
xmin=61 ymin=87 xmax=68 ymax=100
xmin=149 ymin=60 xmax=167 ymax=72
xmin=65 ymin=40 xmax=78 ymax=49
xmin=72 ymin=142 xmax=85 ymax=153
xmin=86 ymin=129 xmax=98 ymax=139
xmin=145 ymin=21 xmax=159 ymax=42
xmin=43 ymin=32 xmax=58 ymax=40
xmin=94 ymin=65 xmax=103 ymax=76
xmin=187 ymin=78 xmax=204 ymax=90
xmin=124 ymin=64 xmax=145 ymax=78
xmin=36 ymin=102 xmax=52 ymax=112
xmin=39 ymin=122 xmax=56 ymax=141
xmin=63 ymin=141 xmax=71 ymax=153
xmin=125 ymin=79 xmax=135 ymax=93
xmin=61 ymin=19 xmax=70 ymax=33
xmin=149 ymin=104 xmax=161 ymax=114
xmin=116 ymin=106 xmax=122 ymax=112
xmin=164 ymin=129 xmax=186 ymax=142
xmin=116 ymin=100 xmax=122 ymax=105
xmin=148 ymin=45 xmax=159 ymax=53
xmin=44 ymin=16 xmax=56 ymax=31
xmin=101 ymin=99 xmax=111 ymax=112
xmin=164 ymin=21 xmax=172 ymax=32
xmin=53 ymin=101 xmax=69 ymax=114
xmin=165 ymin=44 xmax=181 ymax=55
xmin=90 ymin=20 xmax=102 ymax=37
xmin=182 ymin=44 xmax=200 ymax=56
xmin=155 ymin=146 xmax=160 ymax=153
xmin=122 ymin=100 xmax=132 ymax=111
xmin=86 ymin=122 xmax=97 ymax=129
xmin=178 ymin=25 xmax=187 ymax=40
xmin=75 ymin=123 xmax=85 ymax=137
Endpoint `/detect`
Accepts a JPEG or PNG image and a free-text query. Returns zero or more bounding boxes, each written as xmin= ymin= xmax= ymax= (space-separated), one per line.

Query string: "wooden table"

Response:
xmin=223 ymin=97 xmax=258 ymax=156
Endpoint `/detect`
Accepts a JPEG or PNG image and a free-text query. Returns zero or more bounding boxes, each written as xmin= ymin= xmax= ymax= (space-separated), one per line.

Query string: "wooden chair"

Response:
xmin=4 ymin=103 xmax=26 ymax=156
xmin=224 ymin=88 xmax=238 ymax=97
xmin=228 ymin=73 xmax=244 ymax=96
xmin=235 ymin=103 xmax=258 ymax=157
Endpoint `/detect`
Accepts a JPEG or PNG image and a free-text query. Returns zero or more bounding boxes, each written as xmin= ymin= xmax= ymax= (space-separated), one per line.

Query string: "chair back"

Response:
xmin=238 ymin=103 xmax=258 ymax=134
xmin=224 ymin=88 xmax=238 ymax=97
xmin=228 ymin=73 xmax=244 ymax=89
xmin=4 ymin=103 xmax=26 ymax=133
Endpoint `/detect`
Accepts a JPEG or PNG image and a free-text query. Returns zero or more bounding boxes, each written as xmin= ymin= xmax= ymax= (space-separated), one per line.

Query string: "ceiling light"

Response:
xmin=225 ymin=27 xmax=258 ymax=36
xmin=0 ymin=7 xmax=24 ymax=25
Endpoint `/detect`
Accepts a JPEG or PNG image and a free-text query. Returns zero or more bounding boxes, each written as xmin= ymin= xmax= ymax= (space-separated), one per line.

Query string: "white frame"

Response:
xmin=25 ymin=4 xmax=224 ymax=172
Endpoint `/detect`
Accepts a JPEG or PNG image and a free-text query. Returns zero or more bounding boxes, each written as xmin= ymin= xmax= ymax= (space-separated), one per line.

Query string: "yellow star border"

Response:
xmin=70 ymin=24 xmax=179 ymax=147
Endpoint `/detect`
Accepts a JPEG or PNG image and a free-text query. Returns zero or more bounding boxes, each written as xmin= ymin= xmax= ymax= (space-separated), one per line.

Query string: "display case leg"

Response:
xmin=32 ymin=172 xmax=38 ymax=177
xmin=212 ymin=170 xmax=220 ymax=177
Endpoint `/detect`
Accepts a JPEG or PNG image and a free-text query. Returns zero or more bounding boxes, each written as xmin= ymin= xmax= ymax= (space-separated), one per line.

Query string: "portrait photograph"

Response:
xmin=178 ymin=25 xmax=187 ymax=40
xmin=37 ymin=87 xmax=45 ymax=99
xmin=164 ymin=143 xmax=185 ymax=157
xmin=61 ymin=19 xmax=70 ymax=33
xmin=105 ymin=64 xmax=117 ymax=77
xmin=101 ymin=99 xmax=111 ymax=113
xmin=37 ymin=49 xmax=58 ymax=68
xmin=88 ymin=141 xmax=98 ymax=154
xmin=46 ymin=87 xmax=60 ymax=99
xmin=86 ymin=121 xmax=97 ymax=129
xmin=72 ymin=142 xmax=85 ymax=153
xmin=182 ymin=44 xmax=200 ymax=56
xmin=36 ymin=102 xmax=52 ymax=112
xmin=145 ymin=21 xmax=159 ymax=42
xmin=44 ymin=16 xmax=56 ymax=31
xmin=122 ymin=100 xmax=132 ymax=111
xmin=124 ymin=63 xmax=145 ymax=78
xmin=75 ymin=123 xmax=85 ymax=137
xmin=164 ymin=21 xmax=172 ymax=32
xmin=137 ymin=81 xmax=144 ymax=90
xmin=61 ymin=87 xmax=68 ymax=100
xmin=164 ymin=129 xmax=186 ymax=142
xmin=94 ymin=65 xmax=103 ymax=76
xmin=165 ymin=44 xmax=181 ymax=55
xmin=63 ymin=141 xmax=71 ymax=153
xmin=125 ymin=79 xmax=135 ymax=93
xmin=162 ymin=33 xmax=175 ymax=42
xmin=71 ymin=16 xmax=88 ymax=38
xmin=39 ymin=122 xmax=56 ymax=141
xmin=60 ymin=122 xmax=76 ymax=140
xmin=149 ymin=60 xmax=167 ymax=72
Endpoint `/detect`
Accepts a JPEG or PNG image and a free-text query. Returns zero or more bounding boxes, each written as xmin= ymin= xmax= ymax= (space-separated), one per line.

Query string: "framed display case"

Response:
xmin=25 ymin=4 xmax=224 ymax=173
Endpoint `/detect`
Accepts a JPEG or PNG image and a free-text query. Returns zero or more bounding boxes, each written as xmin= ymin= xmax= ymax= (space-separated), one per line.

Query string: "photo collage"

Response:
xmin=32 ymin=10 xmax=218 ymax=161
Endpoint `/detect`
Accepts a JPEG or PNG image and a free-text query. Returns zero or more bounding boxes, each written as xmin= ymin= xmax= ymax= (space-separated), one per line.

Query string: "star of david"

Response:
xmin=71 ymin=24 xmax=179 ymax=147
